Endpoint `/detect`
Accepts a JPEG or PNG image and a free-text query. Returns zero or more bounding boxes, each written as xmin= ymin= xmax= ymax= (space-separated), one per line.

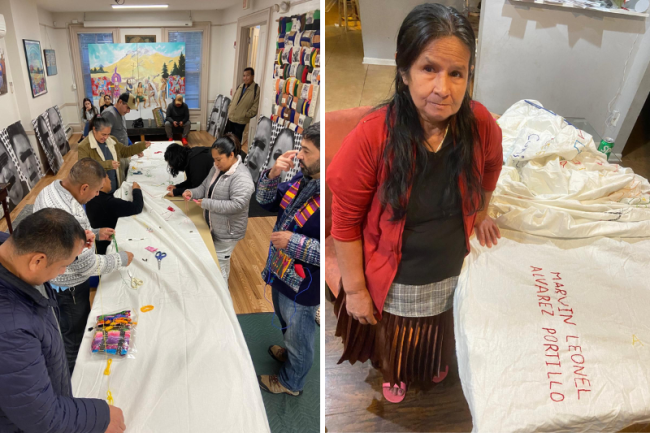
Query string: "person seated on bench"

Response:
xmin=164 ymin=143 xmax=214 ymax=197
xmin=166 ymin=95 xmax=191 ymax=146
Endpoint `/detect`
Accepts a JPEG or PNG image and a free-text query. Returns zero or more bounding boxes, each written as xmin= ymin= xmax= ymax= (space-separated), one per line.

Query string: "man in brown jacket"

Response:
xmin=78 ymin=117 xmax=150 ymax=193
xmin=225 ymin=67 xmax=260 ymax=143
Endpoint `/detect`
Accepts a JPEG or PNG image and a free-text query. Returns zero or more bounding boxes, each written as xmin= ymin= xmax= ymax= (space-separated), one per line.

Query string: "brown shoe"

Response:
xmin=268 ymin=345 xmax=288 ymax=363
xmin=258 ymin=375 xmax=302 ymax=396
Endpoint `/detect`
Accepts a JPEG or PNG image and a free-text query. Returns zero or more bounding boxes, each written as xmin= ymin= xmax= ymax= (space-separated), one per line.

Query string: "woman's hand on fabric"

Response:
xmin=132 ymin=182 xmax=140 ymax=190
xmin=111 ymin=160 xmax=120 ymax=170
xmin=474 ymin=213 xmax=501 ymax=248
xmin=145 ymin=141 xmax=151 ymax=148
xmin=270 ymin=231 xmax=293 ymax=250
xmin=137 ymin=152 xmax=144 ymax=158
xmin=182 ymin=190 xmax=193 ymax=201
xmin=166 ymin=185 xmax=175 ymax=192
xmin=99 ymin=228 xmax=116 ymax=241
xmin=346 ymin=289 xmax=377 ymax=325
xmin=269 ymin=150 xmax=298 ymax=179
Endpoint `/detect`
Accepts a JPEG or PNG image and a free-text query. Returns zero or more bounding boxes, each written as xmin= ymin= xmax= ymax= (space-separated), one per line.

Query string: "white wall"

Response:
xmin=358 ymin=0 xmax=473 ymax=64
xmin=474 ymin=0 xmax=650 ymax=153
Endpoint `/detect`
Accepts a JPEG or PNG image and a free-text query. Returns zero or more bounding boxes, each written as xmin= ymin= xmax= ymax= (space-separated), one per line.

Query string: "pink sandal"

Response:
xmin=382 ymin=382 xmax=407 ymax=403
xmin=432 ymin=365 xmax=449 ymax=384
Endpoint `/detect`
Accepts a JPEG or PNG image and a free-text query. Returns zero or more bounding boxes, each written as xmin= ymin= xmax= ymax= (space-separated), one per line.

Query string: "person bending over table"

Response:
xmin=327 ymin=3 xmax=503 ymax=403
xmin=86 ymin=176 xmax=144 ymax=254
xmin=256 ymin=122 xmax=321 ymax=397
xmin=166 ymin=95 xmax=191 ymax=146
xmin=0 ymin=209 xmax=126 ymax=433
xmin=34 ymin=158 xmax=135 ymax=373
xmin=183 ymin=134 xmax=254 ymax=286
xmin=78 ymin=116 xmax=150 ymax=193
xmin=164 ymin=143 xmax=214 ymax=197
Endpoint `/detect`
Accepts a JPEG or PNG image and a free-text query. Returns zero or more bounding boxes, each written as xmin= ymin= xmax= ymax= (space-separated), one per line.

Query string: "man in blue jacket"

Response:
xmin=256 ymin=123 xmax=320 ymax=397
xmin=0 ymin=208 xmax=126 ymax=433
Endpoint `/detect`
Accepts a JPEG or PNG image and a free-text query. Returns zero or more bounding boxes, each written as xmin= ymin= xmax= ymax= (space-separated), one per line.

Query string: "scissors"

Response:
xmin=155 ymin=251 xmax=167 ymax=270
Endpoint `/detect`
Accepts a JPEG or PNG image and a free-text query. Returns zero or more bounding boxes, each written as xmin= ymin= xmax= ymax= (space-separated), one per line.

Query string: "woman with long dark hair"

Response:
xmin=183 ymin=134 xmax=255 ymax=286
xmin=164 ymin=143 xmax=214 ymax=197
xmin=81 ymin=98 xmax=98 ymax=125
xmin=327 ymin=3 xmax=503 ymax=403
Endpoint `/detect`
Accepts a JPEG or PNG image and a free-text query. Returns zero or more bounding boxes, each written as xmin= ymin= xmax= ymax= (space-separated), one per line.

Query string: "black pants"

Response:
xmin=56 ymin=280 xmax=91 ymax=374
xmin=224 ymin=120 xmax=246 ymax=143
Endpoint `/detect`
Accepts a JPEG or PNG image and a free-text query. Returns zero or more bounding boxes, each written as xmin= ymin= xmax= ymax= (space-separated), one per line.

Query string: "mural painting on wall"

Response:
xmin=23 ymin=39 xmax=47 ymax=98
xmin=0 ymin=48 xmax=7 ymax=96
xmin=88 ymin=43 xmax=185 ymax=120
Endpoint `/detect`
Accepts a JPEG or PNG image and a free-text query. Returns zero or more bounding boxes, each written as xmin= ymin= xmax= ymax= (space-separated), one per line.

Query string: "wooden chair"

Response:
xmin=0 ymin=183 xmax=13 ymax=234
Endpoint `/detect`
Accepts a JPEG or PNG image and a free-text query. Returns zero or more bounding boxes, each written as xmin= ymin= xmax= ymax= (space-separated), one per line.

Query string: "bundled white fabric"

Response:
xmin=72 ymin=142 xmax=270 ymax=433
xmin=455 ymin=232 xmax=650 ymax=432
xmin=455 ymin=100 xmax=650 ymax=432
xmin=491 ymin=99 xmax=650 ymax=238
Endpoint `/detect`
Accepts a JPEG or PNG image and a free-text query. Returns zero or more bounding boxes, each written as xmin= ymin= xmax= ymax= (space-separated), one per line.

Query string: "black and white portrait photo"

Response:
xmin=245 ymin=116 xmax=272 ymax=182
xmin=32 ymin=112 xmax=64 ymax=174
xmin=207 ymin=95 xmax=223 ymax=137
xmin=2 ymin=121 xmax=43 ymax=190
xmin=218 ymin=97 xmax=231 ymax=138
xmin=0 ymin=138 xmax=28 ymax=219
xmin=47 ymin=106 xmax=70 ymax=156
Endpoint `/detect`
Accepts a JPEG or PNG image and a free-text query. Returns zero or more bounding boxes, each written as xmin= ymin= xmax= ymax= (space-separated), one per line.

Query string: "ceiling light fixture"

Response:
xmin=111 ymin=4 xmax=169 ymax=9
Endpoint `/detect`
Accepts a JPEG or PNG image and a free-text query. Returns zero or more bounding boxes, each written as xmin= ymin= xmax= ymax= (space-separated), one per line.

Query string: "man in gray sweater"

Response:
xmin=34 ymin=158 xmax=134 ymax=372
xmin=101 ymin=93 xmax=136 ymax=147
xmin=165 ymin=94 xmax=191 ymax=146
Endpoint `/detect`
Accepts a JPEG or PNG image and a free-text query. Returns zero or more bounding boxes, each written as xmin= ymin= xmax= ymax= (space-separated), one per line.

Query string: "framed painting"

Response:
xmin=125 ymin=35 xmax=156 ymax=43
xmin=44 ymin=49 xmax=57 ymax=76
xmin=22 ymin=39 xmax=47 ymax=98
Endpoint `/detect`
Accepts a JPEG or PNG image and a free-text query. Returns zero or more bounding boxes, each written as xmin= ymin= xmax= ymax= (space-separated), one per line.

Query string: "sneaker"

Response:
xmin=268 ymin=345 xmax=288 ymax=363
xmin=257 ymin=375 xmax=302 ymax=396
xmin=315 ymin=307 xmax=320 ymax=326
xmin=181 ymin=137 xmax=188 ymax=146
xmin=168 ymin=138 xmax=174 ymax=141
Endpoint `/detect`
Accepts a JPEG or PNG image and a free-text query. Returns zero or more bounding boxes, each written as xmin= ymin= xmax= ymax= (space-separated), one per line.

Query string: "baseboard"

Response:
xmin=362 ymin=57 xmax=396 ymax=66
xmin=610 ymin=152 xmax=623 ymax=163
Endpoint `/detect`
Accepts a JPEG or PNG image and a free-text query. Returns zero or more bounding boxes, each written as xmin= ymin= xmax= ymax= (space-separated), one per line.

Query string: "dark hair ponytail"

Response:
xmin=381 ymin=3 xmax=483 ymax=221
xmin=212 ymin=133 xmax=241 ymax=157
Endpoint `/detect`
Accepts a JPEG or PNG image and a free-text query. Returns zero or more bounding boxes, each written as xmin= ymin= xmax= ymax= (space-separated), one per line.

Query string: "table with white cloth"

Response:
xmin=455 ymin=100 xmax=650 ymax=432
xmin=71 ymin=142 xmax=270 ymax=432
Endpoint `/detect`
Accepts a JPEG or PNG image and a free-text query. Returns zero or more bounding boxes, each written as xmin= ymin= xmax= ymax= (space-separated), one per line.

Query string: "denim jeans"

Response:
xmin=55 ymin=280 xmax=91 ymax=374
xmin=272 ymin=288 xmax=318 ymax=392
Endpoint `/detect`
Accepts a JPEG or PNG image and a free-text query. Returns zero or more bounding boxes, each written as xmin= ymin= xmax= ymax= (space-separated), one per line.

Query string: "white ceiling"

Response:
xmin=37 ymin=0 xmax=240 ymax=12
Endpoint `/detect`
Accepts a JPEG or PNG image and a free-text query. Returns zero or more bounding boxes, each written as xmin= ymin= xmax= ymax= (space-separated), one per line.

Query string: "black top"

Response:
xmin=166 ymin=102 xmax=191 ymax=124
xmin=86 ymin=189 xmax=144 ymax=254
xmin=100 ymin=103 xmax=113 ymax=113
xmin=393 ymin=135 xmax=467 ymax=286
xmin=172 ymin=147 xmax=214 ymax=197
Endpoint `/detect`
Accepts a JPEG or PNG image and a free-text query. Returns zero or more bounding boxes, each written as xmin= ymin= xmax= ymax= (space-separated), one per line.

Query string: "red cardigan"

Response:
xmin=327 ymin=101 xmax=503 ymax=318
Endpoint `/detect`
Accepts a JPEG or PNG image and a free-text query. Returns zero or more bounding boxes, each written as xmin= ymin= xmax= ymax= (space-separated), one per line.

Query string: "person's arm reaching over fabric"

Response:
xmin=114 ymin=139 xmax=149 ymax=159
xmin=327 ymin=121 xmax=381 ymax=325
xmin=112 ymin=183 xmax=144 ymax=217
xmin=183 ymin=169 xmax=211 ymax=201
xmin=0 ymin=329 xmax=111 ymax=433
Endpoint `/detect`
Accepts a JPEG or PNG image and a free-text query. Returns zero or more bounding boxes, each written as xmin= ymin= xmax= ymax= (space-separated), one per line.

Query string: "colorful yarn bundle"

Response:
xmin=91 ymin=310 xmax=134 ymax=357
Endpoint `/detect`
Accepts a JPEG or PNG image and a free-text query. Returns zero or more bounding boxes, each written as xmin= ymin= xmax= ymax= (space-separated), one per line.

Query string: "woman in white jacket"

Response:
xmin=183 ymin=134 xmax=255 ymax=285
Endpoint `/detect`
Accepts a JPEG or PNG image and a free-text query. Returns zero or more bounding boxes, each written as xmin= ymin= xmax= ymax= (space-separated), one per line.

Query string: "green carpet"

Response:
xmin=237 ymin=312 xmax=320 ymax=433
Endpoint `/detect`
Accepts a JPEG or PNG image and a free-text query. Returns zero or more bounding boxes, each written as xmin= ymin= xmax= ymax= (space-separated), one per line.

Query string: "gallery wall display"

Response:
xmin=32 ymin=111 xmax=64 ymax=174
xmin=88 ymin=42 xmax=185 ymax=121
xmin=0 ymin=48 xmax=8 ymax=96
xmin=271 ymin=10 xmax=320 ymax=134
xmin=0 ymin=128 xmax=30 ymax=220
xmin=44 ymin=49 xmax=57 ymax=76
xmin=23 ymin=39 xmax=47 ymax=98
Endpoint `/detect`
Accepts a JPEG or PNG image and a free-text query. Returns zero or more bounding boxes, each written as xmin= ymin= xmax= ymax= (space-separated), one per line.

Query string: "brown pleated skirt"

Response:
xmin=333 ymin=289 xmax=454 ymax=388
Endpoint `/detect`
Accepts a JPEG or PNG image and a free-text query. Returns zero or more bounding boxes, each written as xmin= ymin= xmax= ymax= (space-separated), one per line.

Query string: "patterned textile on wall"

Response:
xmin=207 ymin=94 xmax=223 ymax=137
xmin=270 ymin=9 xmax=320 ymax=136
xmin=32 ymin=111 xmax=64 ymax=174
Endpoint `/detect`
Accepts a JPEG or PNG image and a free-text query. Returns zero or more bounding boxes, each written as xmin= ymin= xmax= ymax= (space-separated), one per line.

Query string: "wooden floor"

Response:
xmin=0 ymin=131 xmax=275 ymax=314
